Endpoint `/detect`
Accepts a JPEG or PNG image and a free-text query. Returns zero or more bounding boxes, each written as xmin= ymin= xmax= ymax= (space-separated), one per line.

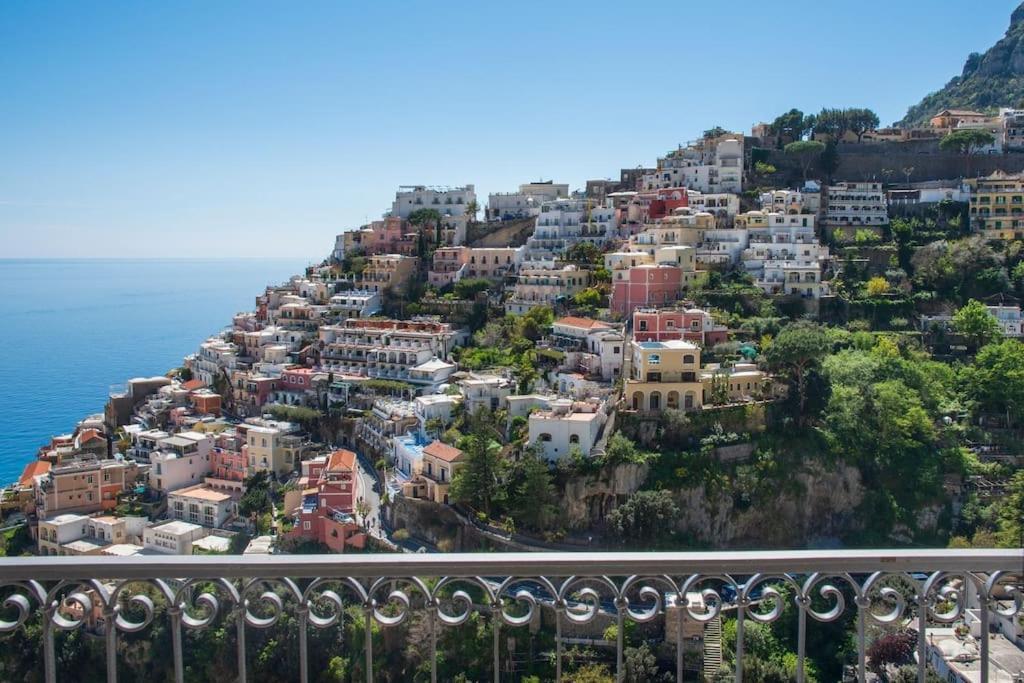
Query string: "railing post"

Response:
xmin=796 ymin=593 xmax=807 ymax=683
xmin=429 ymin=606 xmax=438 ymax=683
xmin=363 ymin=604 xmax=373 ymax=683
xmin=855 ymin=594 xmax=869 ymax=683
xmin=168 ymin=605 xmax=184 ymax=683
xmin=979 ymin=588 xmax=991 ymax=683
xmin=296 ymin=604 xmax=309 ymax=683
xmin=235 ymin=601 xmax=247 ymax=683
xmin=104 ymin=605 xmax=117 ymax=683
xmin=491 ymin=601 xmax=501 ymax=683
xmin=554 ymin=602 xmax=563 ymax=683
xmin=675 ymin=602 xmax=683 ymax=683
xmin=43 ymin=602 xmax=57 ymax=683
xmin=735 ymin=597 xmax=745 ymax=683
xmin=916 ymin=593 xmax=927 ymax=683
xmin=614 ymin=596 xmax=625 ymax=683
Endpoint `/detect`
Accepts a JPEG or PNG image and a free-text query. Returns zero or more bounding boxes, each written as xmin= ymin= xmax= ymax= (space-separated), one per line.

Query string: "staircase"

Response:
xmin=703 ymin=615 xmax=723 ymax=680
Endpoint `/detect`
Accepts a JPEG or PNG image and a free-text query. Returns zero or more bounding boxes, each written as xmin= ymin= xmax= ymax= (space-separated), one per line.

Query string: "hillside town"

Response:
xmin=7 ymin=105 xmax=1024 ymax=681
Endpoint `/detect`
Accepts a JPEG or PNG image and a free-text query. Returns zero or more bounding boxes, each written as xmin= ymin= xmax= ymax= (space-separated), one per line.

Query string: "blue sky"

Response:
xmin=1 ymin=1 xmax=1018 ymax=259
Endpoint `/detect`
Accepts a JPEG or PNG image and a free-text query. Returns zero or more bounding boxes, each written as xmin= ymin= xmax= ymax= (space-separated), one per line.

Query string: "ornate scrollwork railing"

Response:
xmin=0 ymin=549 xmax=1019 ymax=683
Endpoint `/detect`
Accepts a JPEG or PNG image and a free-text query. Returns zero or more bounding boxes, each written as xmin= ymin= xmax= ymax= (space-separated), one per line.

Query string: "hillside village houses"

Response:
xmin=22 ymin=101 xmax=1024 ymax=563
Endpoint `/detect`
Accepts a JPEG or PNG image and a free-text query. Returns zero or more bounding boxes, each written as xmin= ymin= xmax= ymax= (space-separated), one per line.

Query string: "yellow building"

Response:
xmin=968 ymin=172 xmax=1024 ymax=240
xmin=624 ymin=339 xmax=704 ymax=411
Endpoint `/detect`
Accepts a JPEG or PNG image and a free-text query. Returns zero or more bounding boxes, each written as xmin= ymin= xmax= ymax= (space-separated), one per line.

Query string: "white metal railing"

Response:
xmin=0 ymin=550 xmax=1019 ymax=683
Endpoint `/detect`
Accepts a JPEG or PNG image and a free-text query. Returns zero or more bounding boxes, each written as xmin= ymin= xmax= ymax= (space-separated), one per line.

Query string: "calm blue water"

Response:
xmin=0 ymin=258 xmax=309 ymax=484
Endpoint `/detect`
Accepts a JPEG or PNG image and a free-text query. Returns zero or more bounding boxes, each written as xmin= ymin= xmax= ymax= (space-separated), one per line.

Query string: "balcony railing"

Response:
xmin=0 ymin=550 xmax=1018 ymax=683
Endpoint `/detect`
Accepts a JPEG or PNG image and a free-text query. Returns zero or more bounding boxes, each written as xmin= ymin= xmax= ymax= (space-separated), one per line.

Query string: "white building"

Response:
xmin=824 ymin=182 xmax=889 ymax=233
xmin=528 ymin=398 xmax=607 ymax=462
xmin=391 ymin=185 xmax=476 ymax=219
xmin=37 ymin=513 xmax=90 ymax=556
xmin=414 ymin=394 xmax=461 ymax=434
xmin=505 ymin=264 xmax=591 ymax=315
xmin=641 ymin=137 xmax=744 ymax=194
xmin=191 ymin=338 xmax=238 ymax=386
xmin=167 ymin=484 xmax=237 ymax=528
xmin=487 ymin=181 xmax=569 ymax=221
xmin=149 ymin=431 xmax=213 ymax=492
xmin=458 ymin=373 xmax=515 ymax=414
xmin=1000 ymin=107 xmax=1024 ymax=150
xmin=524 ymin=197 xmax=618 ymax=261
xmin=143 ymin=520 xmax=209 ymax=554
xmin=329 ymin=290 xmax=381 ymax=319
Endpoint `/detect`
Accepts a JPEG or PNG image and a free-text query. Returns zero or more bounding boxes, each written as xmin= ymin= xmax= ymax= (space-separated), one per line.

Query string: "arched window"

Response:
xmin=569 ymin=434 xmax=580 ymax=444
xmin=683 ymin=354 xmax=695 ymax=364
xmin=539 ymin=433 xmax=552 ymax=442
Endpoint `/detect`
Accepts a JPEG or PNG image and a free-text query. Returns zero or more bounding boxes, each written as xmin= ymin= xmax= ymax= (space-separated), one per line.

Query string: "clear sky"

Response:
xmin=1 ymin=1 xmax=1019 ymax=259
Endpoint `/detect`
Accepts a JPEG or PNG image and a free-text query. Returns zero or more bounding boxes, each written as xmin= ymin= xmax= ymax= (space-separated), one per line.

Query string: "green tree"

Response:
xmin=784 ymin=140 xmax=825 ymax=181
xmin=506 ymin=449 xmax=557 ymax=531
xmin=572 ymin=287 xmax=602 ymax=312
xmin=769 ymin=108 xmax=807 ymax=146
xmin=813 ymin=107 xmax=851 ymax=140
xmin=607 ymin=490 xmax=678 ymax=543
xmin=846 ymin=107 xmax=880 ymax=143
xmin=453 ymin=277 xmax=492 ymax=300
xmin=765 ymin=321 xmax=829 ymax=424
xmin=997 ymin=470 xmax=1024 ymax=547
xmin=939 ymin=128 xmax=996 ymax=156
xmin=952 ymin=299 xmax=1003 ymax=350
xmin=449 ymin=436 xmax=505 ymax=516
xmin=965 ymin=339 xmax=1024 ymax=426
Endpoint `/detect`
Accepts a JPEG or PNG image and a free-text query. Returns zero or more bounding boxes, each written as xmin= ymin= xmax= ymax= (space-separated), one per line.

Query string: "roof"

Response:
xmin=168 ymin=485 xmax=232 ymax=503
xmin=151 ymin=520 xmax=204 ymax=536
xmin=935 ymin=109 xmax=985 ymax=117
xmin=423 ymin=441 xmax=464 ymax=463
xmin=18 ymin=460 xmax=51 ymax=487
xmin=413 ymin=357 xmax=455 ymax=373
xmin=75 ymin=428 xmax=103 ymax=447
xmin=554 ymin=316 xmax=611 ymax=331
xmin=181 ymin=379 xmax=206 ymax=392
xmin=326 ymin=449 xmax=357 ymax=472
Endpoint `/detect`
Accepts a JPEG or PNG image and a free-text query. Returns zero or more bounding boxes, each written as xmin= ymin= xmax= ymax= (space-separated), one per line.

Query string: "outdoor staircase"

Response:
xmin=702 ymin=615 xmax=723 ymax=680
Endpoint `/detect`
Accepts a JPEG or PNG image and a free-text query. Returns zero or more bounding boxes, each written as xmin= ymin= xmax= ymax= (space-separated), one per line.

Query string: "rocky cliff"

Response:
xmin=899 ymin=3 xmax=1024 ymax=126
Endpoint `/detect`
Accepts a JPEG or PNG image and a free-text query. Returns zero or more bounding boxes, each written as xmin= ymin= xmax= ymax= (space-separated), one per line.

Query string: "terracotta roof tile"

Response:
xmin=423 ymin=441 xmax=464 ymax=463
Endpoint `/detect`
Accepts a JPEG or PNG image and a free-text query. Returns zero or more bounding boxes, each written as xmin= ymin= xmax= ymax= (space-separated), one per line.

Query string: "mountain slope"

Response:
xmin=898 ymin=3 xmax=1024 ymax=126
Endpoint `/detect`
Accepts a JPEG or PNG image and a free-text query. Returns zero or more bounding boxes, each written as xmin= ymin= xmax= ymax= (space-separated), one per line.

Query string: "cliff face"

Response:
xmin=899 ymin=3 xmax=1024 ymax=126
xmin=671 ymin=464 xmax=865 ymax=548
xmin=562 ymin=461 xmax=871 ymax=548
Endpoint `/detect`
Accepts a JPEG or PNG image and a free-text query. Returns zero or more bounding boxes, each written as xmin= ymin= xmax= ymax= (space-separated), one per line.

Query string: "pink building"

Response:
xmin=286 ymin=450 xmax=365 ymax=552
xmin=209 ymin=447 xmax=246 ymax=483
xmin=429 ymin=247 xmax=468 ymax=287
xmin=632 ymin=307 xmax=729 ymax=346
xmin=281 ymin=367 xmax=315 ymax=392
xmin=611 ymin=265 xmax=682 ymax=318
xmin=646 ymin=187 xmax=690 ymax=220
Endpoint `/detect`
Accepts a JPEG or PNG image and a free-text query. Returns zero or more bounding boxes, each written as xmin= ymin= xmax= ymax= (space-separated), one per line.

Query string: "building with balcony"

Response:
xmin=968 ymin=171 xmax=1024 ymax=240
xmin=823 ymin=182 xmax=889 ymax=238
xmin=523 ymin=197 xmax=618 ymax=261
xmin=149 ymin=431 xmax=213 ymax=492
xmin=428 ymin=245 xmax=525 ymax=287
xmin=528 ymin=398 xmax=607 ymax=462
xmin=318 ymin=318 xmax=460 ymax=390
xmin=356 ymin=254 xmax=419 ymax=296
xmin=143 ymin=520 xmax=208 ymax=554
xmin=487 ymin=181 xmax=569 ymax=220
xmin=457 ymin=372 xmax=515 ymax=414
xmin=699 ymin=362 xmax=770 ymax=404
xmin=34 ymin=457 xmax=136 ymax=519
xmin=404 ymin=441 xmax=465 ymax=504
xmin=633 ymin=306 xmax=729 ymax=346
xmin=609 ymin=246 xmax=697 ymax=318
xmin=641 ymin=137 xmax=744 ymax=194
xmin=239 ymin=419 xmax=305 ymax=477
xmin=505 ymin=265 xmax=590 ymax=315
xmin=357 ymin=398 xmax=420 ymax=462
xmin=390 ymin=184 xmax=476 ymax=220
xmin=167 ymin=484 xmax=237 ymax=528
xmin=286 ymin=449 xmax=365 ymax=553
xmin=328 ymin=290 xmax=381 ymax=319
xmin=625 ymin=339 xmax=704 ymax=412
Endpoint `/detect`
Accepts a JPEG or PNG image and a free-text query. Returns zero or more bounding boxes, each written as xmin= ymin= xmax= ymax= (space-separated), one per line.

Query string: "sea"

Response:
xmin=0 ymin=258 xmax=310 ymax=484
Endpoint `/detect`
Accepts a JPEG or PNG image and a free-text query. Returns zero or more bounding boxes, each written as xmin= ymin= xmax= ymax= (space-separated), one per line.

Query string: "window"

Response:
xmin=648 ymin=354 xmax=660 ymax=365
xmin=539 ymin=433 xmax=552 ymax=442
xmin=683 ymin=355 xmax=695 ymax=364
xmin=569 ymin=434 xmax=580 ymax=444
xmin=638 ymin=320 xmax=647 ymax=331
